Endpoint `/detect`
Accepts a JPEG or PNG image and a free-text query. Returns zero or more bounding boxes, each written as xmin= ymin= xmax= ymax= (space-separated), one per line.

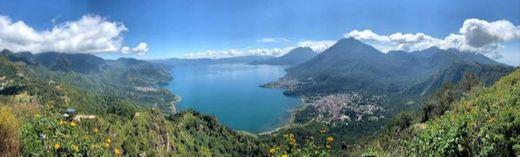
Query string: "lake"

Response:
xmin=166 ymin=64 xmax=300 ymax=133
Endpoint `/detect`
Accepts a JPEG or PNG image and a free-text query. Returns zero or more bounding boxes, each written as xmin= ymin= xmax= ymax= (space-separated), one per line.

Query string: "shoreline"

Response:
xmin=171 ymin=95 xmax=182 ymax=113
xmin=258 ymin=97 xmax=309 ymax=135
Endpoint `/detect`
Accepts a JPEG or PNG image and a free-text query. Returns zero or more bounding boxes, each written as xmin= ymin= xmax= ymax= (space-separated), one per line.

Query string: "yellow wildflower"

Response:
xmin=269 ymin=148 xmax=275 ymax=154
xmin=114 ymin=148 xmax=122 ymax=155
xmin=281 ymin=154 xmax=288 ymax=157
xmin=93 ymin=128 xmax=99 ymax=133
xmin=104 ymin=143 xmax=110 ymax=148
xmin=70 ymin=121 xmax=77 ymax=127
xmin=326 ymin=137 xmax=334 ymax=143
xmin=71 ymin=144 xmax=79 ymax=152
xmin=54 ymin=143 xmax=61 ymax=150
xmin=289 ymin=139 xmax=296 ymax=146
xmin=105 ymin=138 xmax=112 ymax=144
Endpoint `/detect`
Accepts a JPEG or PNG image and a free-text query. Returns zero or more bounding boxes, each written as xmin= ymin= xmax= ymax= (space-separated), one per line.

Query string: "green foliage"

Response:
xmin=355 ymin=70 xmax=517 ymax=156
xmin=104 ymin=97 xmax=137 ymax=118
xmin=386 ymin=111 xmax=417 ymax=133
xmin=0 ymin=106 xmax=21 ymax=156
xmin=265 ymin=132 xmax=334 ymax=157
xmin=409 ymin=69 xmax=520 ymax=156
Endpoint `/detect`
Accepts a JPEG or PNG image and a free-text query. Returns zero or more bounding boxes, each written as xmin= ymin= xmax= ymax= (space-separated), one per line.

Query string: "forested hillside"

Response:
xmin=1 ymin=49 xmax=176 ymax=112
xmin=359 ymin=68 xmax=520 ymax=156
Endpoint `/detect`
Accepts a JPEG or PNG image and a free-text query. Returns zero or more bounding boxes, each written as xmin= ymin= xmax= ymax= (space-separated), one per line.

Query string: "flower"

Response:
xmin=105 ymin=138 xmax=112 ymax=144
xmin=54 ymin=143 xmax=61 ymax=150
xmin=269 ymin=148 xmax=275 ymax=154
xmin=93 ymin=128 xmax=99 ymax=133
xmin=326 ymin=137 xmax=334 ymax=143
xmin=281 ymin=154 xmax=288 ymax=157
xmin=289 ymin=139 xmax=297 ymax=146
xmin=114 ymin=148 xmax=122 ymax=155
xmin=70 ymin=121 xmax=77 ymax=127
xmin=104 ymin=143 xmax=110 ymax=148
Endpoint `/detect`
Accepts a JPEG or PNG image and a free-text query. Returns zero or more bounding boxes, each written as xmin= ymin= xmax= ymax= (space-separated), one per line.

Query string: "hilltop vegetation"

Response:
xmin=358 ymin=68 xmax=520 ymax=156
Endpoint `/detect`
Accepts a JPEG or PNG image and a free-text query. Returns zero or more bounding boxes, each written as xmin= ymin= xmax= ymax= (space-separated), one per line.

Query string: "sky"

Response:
xmin=0 ymin=0 xmax=519 ymax=65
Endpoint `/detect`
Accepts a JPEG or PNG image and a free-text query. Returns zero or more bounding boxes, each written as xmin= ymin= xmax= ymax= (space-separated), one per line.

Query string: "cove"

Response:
xmin=166 ymin=64 xmax=299 ymax=133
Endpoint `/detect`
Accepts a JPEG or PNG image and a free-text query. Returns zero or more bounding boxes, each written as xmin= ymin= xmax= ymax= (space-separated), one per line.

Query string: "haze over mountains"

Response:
xmin=151 ymin=55 xmax=275 ymax=68
xmin=251 ymin=47 xmax=317 ymax=66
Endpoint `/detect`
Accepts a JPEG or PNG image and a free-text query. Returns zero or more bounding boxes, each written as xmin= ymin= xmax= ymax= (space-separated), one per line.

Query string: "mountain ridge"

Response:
xmin=251 ymin=47 xmax=317 ymax=65
xmin=281 ymin=38 xmax=512 ymax=96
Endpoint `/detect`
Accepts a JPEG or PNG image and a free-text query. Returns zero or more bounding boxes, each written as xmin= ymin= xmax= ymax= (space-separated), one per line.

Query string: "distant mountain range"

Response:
xmin=151 ymin=55 xmax=275 ymax=69
xmin=152 ymin=47 xmax=317 ymax=68
xmin=251 ymin=47 xmax=317 ymax=65
xmin=279 ymin=38 xmax=513 ymax=97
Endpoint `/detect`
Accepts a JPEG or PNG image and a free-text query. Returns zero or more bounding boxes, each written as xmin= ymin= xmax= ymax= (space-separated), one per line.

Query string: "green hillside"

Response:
xmin=1 ymin=50 xmax=176 ymax=112
xmin=360 ymin=68 xmax=520 ymax=156
xmin=0 ymin=53 xmax=267 ymax=156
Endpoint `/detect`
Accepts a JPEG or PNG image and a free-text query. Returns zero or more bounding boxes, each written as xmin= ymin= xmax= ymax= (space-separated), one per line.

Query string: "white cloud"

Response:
xmin=131 ymin=42 xmax=149 ymax=56
xmin=184 ymin=47 xmax=296 ymax=59
xmin=256 ymin=38 xmax=291 ymax=43
xmin=183 ymin=39 xmax=336 ymax=59
xmin=460 ymin=19 xmax=520 ymax=47
xmin=121 ymin=46 xmax=130 ymax=54
xmin=345 ymin=19 xmax=520 ymax=59
xmin=296 ymin=40 xmax=336 ymax=52
xmin=0 ymin=14 xmax=149 ymax=55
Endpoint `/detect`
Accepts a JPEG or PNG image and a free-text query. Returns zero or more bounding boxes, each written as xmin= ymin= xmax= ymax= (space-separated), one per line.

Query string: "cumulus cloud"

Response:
xmin=345 ymin=19 xmax=520 ymax=59
xmin=296 ymin=40 xmax=336 ymax=52
xmin=131 ymin=42 xmax=149 ymax=56
xmin=460 ymin=19 xmax=520 ymax=47
xmin=179 ymin=18 xmax=519 ymax=60
xmin=183 ymin=40 xmax=337 ymax=59
xmin=256 ymin=38 xmax=291 ymax=43
xmin=0 ymin=14 xmax=149 ymax=55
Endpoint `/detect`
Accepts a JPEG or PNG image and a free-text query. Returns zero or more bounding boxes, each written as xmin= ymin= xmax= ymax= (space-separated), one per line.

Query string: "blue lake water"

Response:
xmin=166 ymin=64 xmax=300 ymax=133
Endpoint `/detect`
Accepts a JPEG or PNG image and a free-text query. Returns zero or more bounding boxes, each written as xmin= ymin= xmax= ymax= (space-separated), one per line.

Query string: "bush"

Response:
xmin=0 ymin=106 xmax=21 ymax=156
xmin=386 ymin=112 xmax=415 ymax=133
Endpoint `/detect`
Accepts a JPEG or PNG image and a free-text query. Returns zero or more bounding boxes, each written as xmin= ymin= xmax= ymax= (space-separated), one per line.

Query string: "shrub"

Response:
xmin=0 ymin=106 xmax=21 ymax=156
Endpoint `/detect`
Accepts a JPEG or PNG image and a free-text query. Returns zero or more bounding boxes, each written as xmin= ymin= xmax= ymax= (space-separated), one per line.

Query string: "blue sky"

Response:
xmin=0 ymin=0 xmax=518 ymax=65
